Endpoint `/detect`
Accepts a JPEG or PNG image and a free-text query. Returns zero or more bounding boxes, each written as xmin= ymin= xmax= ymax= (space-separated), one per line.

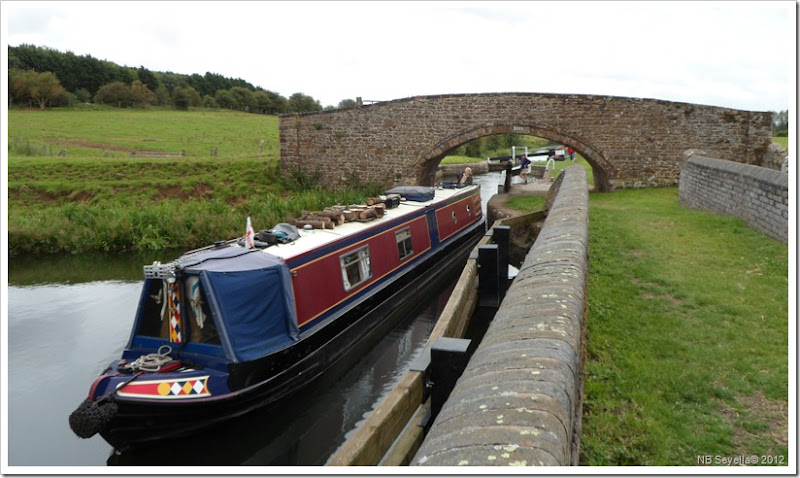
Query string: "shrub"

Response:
xmin=94 ymin=81 xmax=134 ymax=108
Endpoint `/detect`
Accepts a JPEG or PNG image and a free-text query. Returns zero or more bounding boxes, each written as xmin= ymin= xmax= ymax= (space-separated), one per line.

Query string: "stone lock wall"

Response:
xmin=279 ymin=93 xmax=773 ymax=192
xmin=412 ymin=165 xmax=590 ymax=466
xmin=679 ymin=154 xmax=789 ymax=243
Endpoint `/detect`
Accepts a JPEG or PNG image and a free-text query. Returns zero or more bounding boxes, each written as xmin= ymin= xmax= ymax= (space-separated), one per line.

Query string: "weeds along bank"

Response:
xmin=8 ymin=159 xmax=382 ymax=256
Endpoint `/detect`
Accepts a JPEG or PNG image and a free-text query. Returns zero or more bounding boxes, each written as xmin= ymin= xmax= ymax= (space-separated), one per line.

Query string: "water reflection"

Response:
xmin=8 ymin=249 xmax=186 ymax=286
xmin=7 ymin=282 xmax=140 ymax=466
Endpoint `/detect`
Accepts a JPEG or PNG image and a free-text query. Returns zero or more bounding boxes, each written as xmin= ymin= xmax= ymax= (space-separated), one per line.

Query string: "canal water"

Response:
xmin=5 ymin=171 xmax=503 ymax=468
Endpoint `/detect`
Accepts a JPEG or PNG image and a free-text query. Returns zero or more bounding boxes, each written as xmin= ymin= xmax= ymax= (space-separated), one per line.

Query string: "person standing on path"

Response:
xmin=520 ymin=155 xmax=532 ymax=184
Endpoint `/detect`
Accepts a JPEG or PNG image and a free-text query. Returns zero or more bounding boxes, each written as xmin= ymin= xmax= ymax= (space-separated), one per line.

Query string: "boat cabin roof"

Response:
xmin=256 ymin=185 xmax=477 ymax=261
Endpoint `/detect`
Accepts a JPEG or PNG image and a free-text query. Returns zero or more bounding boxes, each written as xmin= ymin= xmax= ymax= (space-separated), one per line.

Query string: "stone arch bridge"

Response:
xmin=279 ymin=93 xmax=772 ymax=192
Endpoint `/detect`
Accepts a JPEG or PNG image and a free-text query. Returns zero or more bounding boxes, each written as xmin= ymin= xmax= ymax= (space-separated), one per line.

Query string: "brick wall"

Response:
xmin=679 ymin=154 xmax=788 ymax=243
xmin=280 ymin=93 xmax=773 ymax=192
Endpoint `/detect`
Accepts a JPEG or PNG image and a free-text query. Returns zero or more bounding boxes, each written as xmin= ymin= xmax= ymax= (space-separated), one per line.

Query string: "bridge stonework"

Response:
xmin=279 ymin=93 xmax=772 ymax=192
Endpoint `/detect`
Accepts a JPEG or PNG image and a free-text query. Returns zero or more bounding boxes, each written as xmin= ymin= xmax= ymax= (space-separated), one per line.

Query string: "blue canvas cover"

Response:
xmin=179 ymin=247 xmax=299 ymax=362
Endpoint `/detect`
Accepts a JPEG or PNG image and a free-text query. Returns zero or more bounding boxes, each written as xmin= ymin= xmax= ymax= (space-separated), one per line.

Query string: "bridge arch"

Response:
xmin=279 ymin=93 xmax=772 ymax=192
xmin=415 ymin=122 xmax=615 ymax=190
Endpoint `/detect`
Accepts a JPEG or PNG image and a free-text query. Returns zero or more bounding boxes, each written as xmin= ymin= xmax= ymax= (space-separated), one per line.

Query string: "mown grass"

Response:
xmin=581 ymin=188 xmax=788 ymax=465
xmin=509 ymin=187 xmax=788 ymax=465
xmin=506 ymin=195 xmax=547 ymax=212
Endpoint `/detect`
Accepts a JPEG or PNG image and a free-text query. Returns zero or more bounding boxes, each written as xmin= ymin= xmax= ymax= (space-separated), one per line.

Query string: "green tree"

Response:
xmin=9 ymin=69 xmax=33 ymax=106
xmin=337 ymin=98 xmax=357 ymax=109
xmin=257 ymin=90 xmax=286 ymax=114
xmin=202 ymin=94 xmax=218 ymax=108
xmin=253 ymin=90 xmax=272 ymax=113
xmin=154 ymin=84 xmax=171 ymax=106
xmin=50 ymin=89 xmax=77 ymax=107
xmin=484 ymin=135 xmax=500 ymax=153
xmin=214 ymin=89 xmax=238 ymax=110
xmin=187 ymin=73 xmax=209 ymax=97
xmin=94 ymin=81 xmax=134 ymax=107
xmin=131 ymin=80 xmax=156 ymax=108
xmin=464 ymin=138 xmax=483 ymax=158
xmin=230 ymin=86 xmax=256 ymax=112
xmin=772 ymin=110 xmax=788 ymax=136
xmin=11 ymin=70 xmax=66 ymax=109
xmin=286 ymin=92 xmax=322 ymax=113
xmin=173 ymin=86 xmax=202 ymax=110
xmin=136 ymin=66 xmax=160 ymax=92
xmin=158 ymin=71 xmax=184 ymax=95
xmin=73 ymin=88 xmax=92 ymax=103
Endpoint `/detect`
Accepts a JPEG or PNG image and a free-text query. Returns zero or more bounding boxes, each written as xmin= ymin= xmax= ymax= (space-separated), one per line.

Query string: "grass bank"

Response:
xmin=583 ymin=188 xmax=787 ymax=465
xmin=509 ymin=187 xmax=788 ymax=464
xmin=7 ymin=108 xmax=383 ymax=256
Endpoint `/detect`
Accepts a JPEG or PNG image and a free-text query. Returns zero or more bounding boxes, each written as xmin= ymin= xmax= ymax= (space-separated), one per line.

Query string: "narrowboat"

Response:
xmin=69 ymin=184 xmax=484 ymax=451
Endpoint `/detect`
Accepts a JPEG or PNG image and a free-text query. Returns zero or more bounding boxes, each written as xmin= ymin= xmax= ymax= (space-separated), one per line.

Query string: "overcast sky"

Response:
xmin=2 ymin=1 xmax=795 ymax=112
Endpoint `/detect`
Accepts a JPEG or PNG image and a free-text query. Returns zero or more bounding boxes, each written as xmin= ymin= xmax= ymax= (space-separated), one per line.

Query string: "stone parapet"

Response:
xmin=679 ymin=154 xmax=788 ymax=243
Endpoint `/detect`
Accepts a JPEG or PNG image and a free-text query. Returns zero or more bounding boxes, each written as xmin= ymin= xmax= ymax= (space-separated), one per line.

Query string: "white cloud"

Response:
xmin=2 ymin=0 xmax=794 ymax=111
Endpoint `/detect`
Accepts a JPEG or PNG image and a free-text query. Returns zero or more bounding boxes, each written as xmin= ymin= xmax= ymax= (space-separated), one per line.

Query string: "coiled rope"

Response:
xmin=124 ymin=345 xmax=174 ymax=372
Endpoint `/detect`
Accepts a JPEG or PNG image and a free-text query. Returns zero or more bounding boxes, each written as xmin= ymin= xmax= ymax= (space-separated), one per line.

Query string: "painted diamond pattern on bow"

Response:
xmin=170 ymin=382 xmax=183 ymax=395
xmin=116 ymin=376 xmax=211 ymax=399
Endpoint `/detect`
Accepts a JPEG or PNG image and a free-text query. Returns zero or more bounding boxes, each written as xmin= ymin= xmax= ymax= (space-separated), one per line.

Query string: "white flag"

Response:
xmin=245 ymin=216 xmax=255 ymax=249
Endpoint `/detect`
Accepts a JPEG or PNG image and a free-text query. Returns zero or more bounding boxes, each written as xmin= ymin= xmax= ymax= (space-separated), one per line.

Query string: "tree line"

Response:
xmin=772 ymin=110 xmax=788 ymax=137
xmin=8 ymin=44 xmax=348 ymax=113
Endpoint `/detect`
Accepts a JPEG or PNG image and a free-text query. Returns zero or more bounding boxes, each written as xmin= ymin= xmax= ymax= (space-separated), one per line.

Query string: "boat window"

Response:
xmin=185 ymin=276 xmax=221 ymax=345
xmin=396 ymin=227 xmax=414 ymax=260
xmin=136 ymin=279 xmax=173 ymax=340
xmin=340 ymin=245 xmax=372 ymax=292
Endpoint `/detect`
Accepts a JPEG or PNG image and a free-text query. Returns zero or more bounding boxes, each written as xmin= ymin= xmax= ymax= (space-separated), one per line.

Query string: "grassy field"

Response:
xmin=8 ymin=105 xmax=279 ymax=159
xmin=510 ymin=187 xmax=789 ymax=465
xmin=7 ymin=107 xmax=383 ymax=255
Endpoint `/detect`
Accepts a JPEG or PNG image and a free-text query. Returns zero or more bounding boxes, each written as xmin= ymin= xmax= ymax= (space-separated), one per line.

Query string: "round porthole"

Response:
xmin=451 ymin=211 xmax=458 ymax=224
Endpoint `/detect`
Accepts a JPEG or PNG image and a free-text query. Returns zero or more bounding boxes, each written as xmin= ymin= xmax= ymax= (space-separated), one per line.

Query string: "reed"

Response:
xmin=9 ymin=188 xmax=382 ymax=255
